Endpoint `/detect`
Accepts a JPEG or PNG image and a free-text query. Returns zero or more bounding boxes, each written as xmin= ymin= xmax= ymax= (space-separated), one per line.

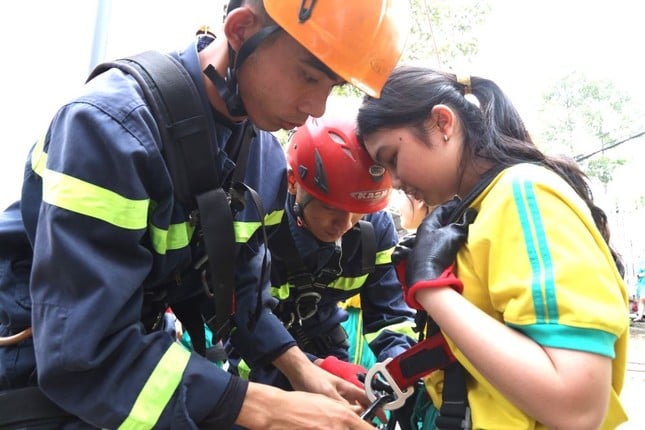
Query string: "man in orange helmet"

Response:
xmin=226 ymin=109 xmax=417 ymax=425
xmin=0 ymin=0 xmax=409 ymax=428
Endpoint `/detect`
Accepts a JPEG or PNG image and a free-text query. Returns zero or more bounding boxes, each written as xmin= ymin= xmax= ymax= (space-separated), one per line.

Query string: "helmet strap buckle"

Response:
xmin=298 ymin=0 xmax=318 ymax=23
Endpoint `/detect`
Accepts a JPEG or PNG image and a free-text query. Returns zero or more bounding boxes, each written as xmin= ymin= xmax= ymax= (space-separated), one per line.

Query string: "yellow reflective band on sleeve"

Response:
xmin=42 ymin=169 xmax=149 ymax=230
xmin=233 ymin=209 xmax=284 ymax=243
xmin=364 ymin=320 xmax=417 ymax=344
xmin=149 ymin=222 xmax=195 ymax=255
xmin=31 ymin=136 xmax=47 ymax=176
xmin=118 ymin=343 xmax=190 ymax=430
xmin=375 ymin=247 xmax=394 ymax=265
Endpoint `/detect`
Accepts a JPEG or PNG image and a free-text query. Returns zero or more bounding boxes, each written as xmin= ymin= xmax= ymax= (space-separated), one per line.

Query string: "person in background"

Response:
xmin=0 ymin=1 xmax=410 ymax=428
xmin=356 ymin=65 xmax=628 ymax=429
xmin=228 ymin=110 xmax=417 ymax=429
xmin=634 ymin=266 xmax=645 ymax=322
xmin=388 ymin=189 xmax=431 ymax=237
xmin=227 ymin=111 xmax=416 ymax=394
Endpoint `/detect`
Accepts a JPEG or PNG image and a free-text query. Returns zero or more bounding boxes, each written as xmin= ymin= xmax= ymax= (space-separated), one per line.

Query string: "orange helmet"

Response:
xmin=287 ymin=113 xmax=392 ymax=214
xmin=264 ymin=0 xmax=410 ymax=98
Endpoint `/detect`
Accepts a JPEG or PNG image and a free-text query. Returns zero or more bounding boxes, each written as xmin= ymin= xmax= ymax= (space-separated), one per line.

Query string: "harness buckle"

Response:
xmin=364 ymin=358 xmax=415 ymax=411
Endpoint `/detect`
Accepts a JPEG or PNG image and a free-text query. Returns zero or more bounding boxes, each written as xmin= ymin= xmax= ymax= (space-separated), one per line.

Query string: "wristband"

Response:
xmin=405 ymin=265 xmax=463 ymax=309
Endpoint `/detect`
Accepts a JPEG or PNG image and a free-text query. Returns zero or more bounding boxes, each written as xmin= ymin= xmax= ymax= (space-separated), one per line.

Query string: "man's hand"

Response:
xmin=274 ymin=346 xmax=371 ymax=408
xmin=236 ymin=382 xmax=376 ymax=430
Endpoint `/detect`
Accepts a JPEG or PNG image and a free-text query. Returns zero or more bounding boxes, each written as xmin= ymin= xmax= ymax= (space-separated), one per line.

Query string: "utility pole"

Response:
xmin=89 ymin=0 xmax=112 ymax=73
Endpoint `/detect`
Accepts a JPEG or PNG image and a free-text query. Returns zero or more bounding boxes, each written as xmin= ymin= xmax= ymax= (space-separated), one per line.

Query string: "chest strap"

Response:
xmin=271 ymin=218 xmax=377 ymax=326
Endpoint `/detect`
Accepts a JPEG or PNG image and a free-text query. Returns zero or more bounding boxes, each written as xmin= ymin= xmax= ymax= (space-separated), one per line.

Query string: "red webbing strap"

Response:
xmin=385 ymin=331 xmax=456 ymax=390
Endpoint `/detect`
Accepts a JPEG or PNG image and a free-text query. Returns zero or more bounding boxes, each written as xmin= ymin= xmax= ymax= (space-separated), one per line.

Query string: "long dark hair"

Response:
xmin=357 ymin=65 xmax=624 ymax=276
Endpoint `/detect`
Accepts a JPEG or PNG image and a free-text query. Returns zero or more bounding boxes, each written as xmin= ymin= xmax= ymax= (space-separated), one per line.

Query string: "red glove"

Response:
xmin=319 ymin=356 xmax=366 ymax=388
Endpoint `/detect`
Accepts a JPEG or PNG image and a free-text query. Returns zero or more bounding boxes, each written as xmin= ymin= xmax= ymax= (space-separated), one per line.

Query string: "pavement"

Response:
xmin=618 ymin=319 xmax=645 ymax=429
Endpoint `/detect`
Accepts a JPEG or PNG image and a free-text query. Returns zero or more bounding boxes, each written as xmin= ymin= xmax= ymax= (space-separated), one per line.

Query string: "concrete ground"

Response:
xmin=618 ymin=320 xmax=645 ymax=429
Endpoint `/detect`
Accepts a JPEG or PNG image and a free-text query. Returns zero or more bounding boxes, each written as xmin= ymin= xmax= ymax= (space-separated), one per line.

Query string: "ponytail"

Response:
xmin=357 ymin=65 xmax=624 ymax=275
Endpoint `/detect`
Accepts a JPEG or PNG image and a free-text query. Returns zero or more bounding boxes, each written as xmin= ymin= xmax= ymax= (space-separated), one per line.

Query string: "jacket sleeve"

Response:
xmin=360 ymin=211 xmax=418 ymax=361
xmin=25 ymin=86 xmax=245 ymax=429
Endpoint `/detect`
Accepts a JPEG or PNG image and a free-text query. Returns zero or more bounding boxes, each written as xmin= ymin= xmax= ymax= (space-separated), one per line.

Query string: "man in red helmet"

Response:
xmin=0 ymin=0 xmax=409 ymax=428
xmin=226 ymin=110 xmax=416 ymax=417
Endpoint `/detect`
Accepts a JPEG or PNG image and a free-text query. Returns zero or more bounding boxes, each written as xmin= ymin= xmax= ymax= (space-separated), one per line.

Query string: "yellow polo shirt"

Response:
xmin=424 ymin=163 xmax=628 ymax=429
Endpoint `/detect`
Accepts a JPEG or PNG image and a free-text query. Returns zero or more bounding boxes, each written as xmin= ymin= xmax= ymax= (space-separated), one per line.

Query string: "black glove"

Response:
xmin=397 ymin=197 xmax=477 ymax=308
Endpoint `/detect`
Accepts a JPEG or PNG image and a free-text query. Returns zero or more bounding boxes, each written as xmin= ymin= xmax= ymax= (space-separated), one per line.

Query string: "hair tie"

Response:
xmin=456 ymin=74 xmax=480 ymax=108
xmin=456 ymin=74 xmax=472 ymax=95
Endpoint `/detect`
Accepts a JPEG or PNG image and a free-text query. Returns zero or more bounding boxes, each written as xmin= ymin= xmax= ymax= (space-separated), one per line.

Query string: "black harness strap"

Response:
xmin=413 ymin=165 xmax=505 ymax=430
xmin=0 ymin=386 xmax=75 ymax=428
xmin=357 ymin=220 xmax=376 ymax=275
xmin=269 ymin=217 xmax=377 ymax=331
xmin=88 ymin=51 xmax=220 ymax=205
xmin=87 ymin=51 xmax=255 ymax=350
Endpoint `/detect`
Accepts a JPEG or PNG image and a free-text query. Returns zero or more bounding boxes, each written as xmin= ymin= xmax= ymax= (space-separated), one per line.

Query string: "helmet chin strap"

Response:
xmin=203 ymin=25 xmax=280 ymax=117
xmin=293 ymin=193 xmax=313 ymax=228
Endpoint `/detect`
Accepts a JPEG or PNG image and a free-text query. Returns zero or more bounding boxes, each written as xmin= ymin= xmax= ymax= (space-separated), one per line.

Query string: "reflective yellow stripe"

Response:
xmin=42 ymin=169 xmax=149 ymax=230
xmin=270 ymin=284 xmax=290 ymax=300
xmin=234 ymin=209 xmax=284 ymax=243
xmin=270 ymin=274 xmax=368 ymax=299
xmin=364 ymin=320 xmax=417 ymax=344
xmin=375 ymin=247 xmax=394 ymax=265
xmin=354 ymin=309 xmax=365 ymax=365
xmin=149 ymin=222 xmax=195 ymax=254
xmin=31 ymin=136 xmax=47 ymax=176
xmin=237 ymin=359 xmax=251 ymax=380
xmin=328 ymin=274 xmax=368 ymax=291
xmin=264 ymin=209 xmax=284 ymax=227
xmin=118 ymin=343 xmax=190 ymax=430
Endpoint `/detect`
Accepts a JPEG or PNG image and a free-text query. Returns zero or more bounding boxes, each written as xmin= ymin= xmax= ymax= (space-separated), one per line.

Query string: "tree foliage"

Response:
xmin=332 ymin=0 xmax=491 ymax=100
xmin=536 ymin=71 xmax=637 ymax=184
xmin=404 ymin=0 xmax=491 ymax=69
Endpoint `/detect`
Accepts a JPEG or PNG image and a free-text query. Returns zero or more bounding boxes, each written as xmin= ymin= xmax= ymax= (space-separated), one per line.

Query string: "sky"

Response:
xmin=1 ymin=0 xmax=644 ymax=270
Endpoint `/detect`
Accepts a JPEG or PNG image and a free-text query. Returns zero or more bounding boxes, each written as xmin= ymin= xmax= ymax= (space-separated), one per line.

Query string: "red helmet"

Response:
xmin=287 ymin=113 xmax=391 ymax=213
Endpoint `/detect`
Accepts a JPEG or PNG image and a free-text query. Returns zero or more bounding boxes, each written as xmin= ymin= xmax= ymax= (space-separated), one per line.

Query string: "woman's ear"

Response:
xmin=430 ymin=104 xmax=456 ymax=140
xmin=223 ymin=7 xmax=261 ymax=51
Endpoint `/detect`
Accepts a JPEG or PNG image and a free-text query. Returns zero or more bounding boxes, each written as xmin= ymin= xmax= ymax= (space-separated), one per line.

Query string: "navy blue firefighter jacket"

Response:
xmin=0 ymin=40 xmax=293 ymax=428
xmin=227 ymin=193 xmax=417 ymax=386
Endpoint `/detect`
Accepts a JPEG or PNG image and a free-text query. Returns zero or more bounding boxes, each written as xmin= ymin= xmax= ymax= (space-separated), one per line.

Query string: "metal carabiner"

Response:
xmin=295 ymin=291 xmax=321 ymax=322
xmin=364 ymin=358 xmax=415 ymax=411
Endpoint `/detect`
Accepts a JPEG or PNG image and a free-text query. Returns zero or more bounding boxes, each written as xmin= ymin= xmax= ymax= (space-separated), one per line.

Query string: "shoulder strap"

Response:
xmin=87 ymin=51 xmax=218 ymax=207
xmin=270 ymin=218 xmax=378 ymax=293
xmin=420 ymin=164 xmax=504 ymax=430
xmin=87 ymin=51 xmax=242 ymax=348
xmin=356 ymin=220 xmax=376 ymax=275
xmin=269 ymin=216 xmax=313 ymax=289
xmin=448 ymin=164 xmax=505 ymax=223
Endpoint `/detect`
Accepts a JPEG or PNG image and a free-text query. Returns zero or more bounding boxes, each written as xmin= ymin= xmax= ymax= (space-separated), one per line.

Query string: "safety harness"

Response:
xmin=87 ymin=50 xmax=267 ymax=354
xmin=268 ymin=215 xmax=376 ymax=355
xmin=365 ymin=165 xmax=504 ymax=430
